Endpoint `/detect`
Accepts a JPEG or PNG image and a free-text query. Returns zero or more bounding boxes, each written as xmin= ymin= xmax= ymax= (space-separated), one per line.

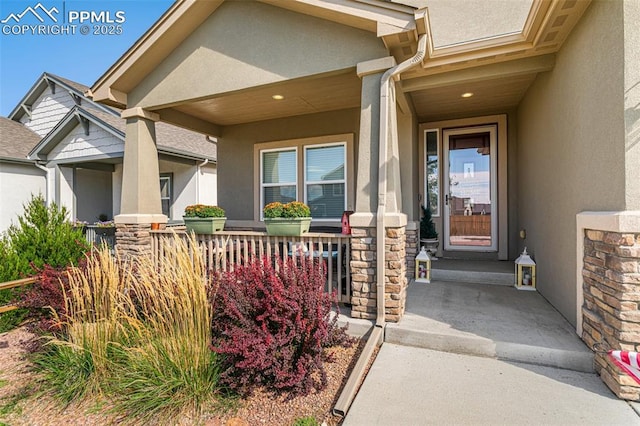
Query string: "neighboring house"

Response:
xmin=0 ymin=118 xmax=46 ymax=231
xmin=89 ymin=0 xmax=640 ymax=399
xmin=1 ymin=72 xmax=217 ymax=231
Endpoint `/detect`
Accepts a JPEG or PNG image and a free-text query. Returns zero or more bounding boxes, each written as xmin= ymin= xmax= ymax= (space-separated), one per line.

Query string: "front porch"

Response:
xmin=387 ymin=279 xmax=594 ymax=373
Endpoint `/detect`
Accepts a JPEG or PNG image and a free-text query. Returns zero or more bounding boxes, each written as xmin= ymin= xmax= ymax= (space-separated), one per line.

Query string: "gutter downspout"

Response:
xmin=376 ymin=33 xmax=427 ymax=327
xmin=333 ymin=34 xmax=427 ymax=418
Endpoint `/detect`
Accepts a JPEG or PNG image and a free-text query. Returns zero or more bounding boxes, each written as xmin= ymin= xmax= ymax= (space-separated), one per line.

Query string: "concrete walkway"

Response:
xmin=343 ymin=279 xmax=640 ymax=424
xmin=344 ymin=344 xmax=640 ymax=425
xmin=386 ymin=281 xmax=594 ymax=372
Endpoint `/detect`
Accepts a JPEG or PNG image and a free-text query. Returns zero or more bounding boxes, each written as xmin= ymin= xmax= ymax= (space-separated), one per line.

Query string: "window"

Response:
xmin=257 ymin=136 xmax=351 ymax=221
xmin=305 ymin=144 xmax=345 ymax=219
xmin=261 ymin=148 xmax=297 ymax=211
xmin=159 ymin=174 xmax=172 ymax=219
xmin=425 ymin=130 xmax=440 ymax=216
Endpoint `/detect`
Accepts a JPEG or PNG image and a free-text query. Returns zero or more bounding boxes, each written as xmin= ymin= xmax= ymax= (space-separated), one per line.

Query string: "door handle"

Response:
xmin=445 ymin=194 xmax=449 ymax=205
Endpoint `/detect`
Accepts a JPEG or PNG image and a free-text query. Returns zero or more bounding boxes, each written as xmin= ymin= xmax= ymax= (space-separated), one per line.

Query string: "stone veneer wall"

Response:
xmin=405 ymin=221 xmax=419 ymax=280
xmin=115 ymin=223 xmax=152 ymax=260
xmin=582 ymin=229 xmax=640 ymax=400
xmin=350 ymin=225 xmax=408 ymax=322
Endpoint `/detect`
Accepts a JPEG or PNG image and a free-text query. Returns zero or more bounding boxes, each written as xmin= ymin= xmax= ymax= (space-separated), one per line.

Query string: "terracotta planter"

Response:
xmin=264 ymin=217 xmax=311 ymax=236
xmin=183 ymin=216 xmax=226 ymax=234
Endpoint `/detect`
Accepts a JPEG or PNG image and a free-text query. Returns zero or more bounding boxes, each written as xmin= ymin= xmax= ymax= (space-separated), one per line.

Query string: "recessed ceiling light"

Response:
xmin=272 ymin=94 xmax=284 ymax=100
xmin=461 ymin=92 xmax=474 ymax=98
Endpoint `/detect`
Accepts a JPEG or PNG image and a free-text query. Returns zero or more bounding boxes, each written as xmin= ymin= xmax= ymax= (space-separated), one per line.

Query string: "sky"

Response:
xmin=0 ymin=0 xmax=174 ymax=116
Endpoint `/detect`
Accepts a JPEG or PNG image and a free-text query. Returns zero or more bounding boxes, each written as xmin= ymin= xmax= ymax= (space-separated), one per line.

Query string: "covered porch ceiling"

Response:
xmin=155 ymin=51 xmax=555 ymax=129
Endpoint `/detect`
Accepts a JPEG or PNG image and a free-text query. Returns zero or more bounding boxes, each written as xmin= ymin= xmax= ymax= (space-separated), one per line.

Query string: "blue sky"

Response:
xmin=0 ymin=0 xmax=174 ymax=116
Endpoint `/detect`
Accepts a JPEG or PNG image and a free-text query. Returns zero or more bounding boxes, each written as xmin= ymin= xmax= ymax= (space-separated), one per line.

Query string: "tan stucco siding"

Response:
xmin=218 ymin=108 xmax=360 ymax=222
xmin=624 ymin=0 xmax=640 ymax=209
xmin=129 ymin=1 xmax=388 ymax=109
xmin=516 ymin=0 xmax=626 ymax=325
xmin=398 ymin=103 xmax=418 ymax=222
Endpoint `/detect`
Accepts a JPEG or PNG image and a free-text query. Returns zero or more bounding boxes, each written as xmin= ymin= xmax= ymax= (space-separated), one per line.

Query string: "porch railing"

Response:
xmin=83 ymin=225 xmax=116 ymax=249
xmin=151 ymin=230 xmax=352 ymax=304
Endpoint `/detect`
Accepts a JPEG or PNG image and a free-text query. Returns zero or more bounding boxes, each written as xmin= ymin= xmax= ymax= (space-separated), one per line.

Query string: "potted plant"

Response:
xmin=183 ymin=204 xmax=226 ymax=234
xmin=263 ymin=201 xmax=311 ymax=236
xmin=420 ymin=204 xmax=439 ymax=257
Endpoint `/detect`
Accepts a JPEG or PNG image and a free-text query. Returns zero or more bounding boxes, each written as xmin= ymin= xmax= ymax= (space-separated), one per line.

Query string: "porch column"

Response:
xmin=577 ymin=212 xmax=640 ymax=401
xmin=350 ymin=57 xmax=408 ymax=322
xmin=115 ymin=107 xmax=167 ymax=259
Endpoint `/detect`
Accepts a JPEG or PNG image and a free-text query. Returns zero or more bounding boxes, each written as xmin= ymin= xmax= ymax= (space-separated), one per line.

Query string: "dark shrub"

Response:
xmin=209 ymin=256 xmax=351 ymax=395
xmin=19 ymin=264 xmax=76 ymax=333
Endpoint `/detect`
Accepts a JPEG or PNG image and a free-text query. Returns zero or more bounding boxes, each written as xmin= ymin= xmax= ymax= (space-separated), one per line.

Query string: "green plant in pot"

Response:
xmin=183 ymin=204 xmax=226 ymax=234
xmin=420 ymin=204 xmax=439 ymax=257
xmin=263 ymin=201 xmax=311 ymax=236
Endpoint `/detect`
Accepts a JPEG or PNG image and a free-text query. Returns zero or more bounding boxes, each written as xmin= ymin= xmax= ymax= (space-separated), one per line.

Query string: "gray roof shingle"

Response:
xmin=0 ymin=117 xmax=40 ymax=160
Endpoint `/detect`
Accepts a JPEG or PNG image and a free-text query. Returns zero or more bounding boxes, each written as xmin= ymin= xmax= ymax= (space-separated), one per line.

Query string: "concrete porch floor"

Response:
xmin=386 ymin=280 xmax=595 ymax=372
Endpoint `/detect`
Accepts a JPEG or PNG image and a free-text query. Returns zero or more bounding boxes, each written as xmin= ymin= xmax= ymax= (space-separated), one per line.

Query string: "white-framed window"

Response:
xmin=260 ymin=148 xmax=298 ymax=218
xmin=160 ymin=173 xmax=173 ymax=219
xmin=257 ymin=137 xmax=350 ymax=221
xmin=424 ymin=129 xmax=440 ymax=217
xmin=304 ymin=143 xmax=346 ymax=219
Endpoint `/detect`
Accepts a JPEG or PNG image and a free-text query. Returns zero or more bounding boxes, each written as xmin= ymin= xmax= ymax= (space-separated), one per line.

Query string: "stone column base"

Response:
xmin=115 ymin=223 xmax=152 ymax=261
xmin=582 ymin=228 xmax=640 ymax=400
xmin=349 ymin=220 xmax=408 ymax=323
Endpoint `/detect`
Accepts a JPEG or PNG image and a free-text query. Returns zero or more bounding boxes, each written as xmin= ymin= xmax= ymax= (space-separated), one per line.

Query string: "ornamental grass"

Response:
xmin=34 ymin=235 xmax=229 ymax=420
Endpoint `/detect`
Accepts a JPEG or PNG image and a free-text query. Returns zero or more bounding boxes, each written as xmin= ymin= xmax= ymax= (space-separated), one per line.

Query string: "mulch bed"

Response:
xmin=0 ymin=327 xmax=367 ymax=426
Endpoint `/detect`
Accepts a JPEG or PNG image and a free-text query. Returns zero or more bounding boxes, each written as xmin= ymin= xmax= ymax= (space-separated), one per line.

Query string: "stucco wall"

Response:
xmin=158 ymin=159 xmax=196 ymax=220
xmin=198 ymin=164 xmax=217 ymax=206
xmin=75 ymin=168 xmax=113 ymax=222
xmin=0 ymin=162 xmax=46 ymax=232
xmin=398 ymin=100 xmax=418 ymax=222
xmin=516 ymin=0 xmax=626 ymax=325
xmin=219 ymin=108 xmax=360 ymax=222
xmin=623 ymin=0 xmax=640 ymax=209
xmin=130 ymin=1 xmax=388 ymax=108
xmin=57 ymin=166 xmax=75 ymax=220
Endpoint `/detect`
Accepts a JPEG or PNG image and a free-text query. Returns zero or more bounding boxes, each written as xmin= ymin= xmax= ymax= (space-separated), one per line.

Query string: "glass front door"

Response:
xmin=443 ymin=126 xmax=497 ymax=251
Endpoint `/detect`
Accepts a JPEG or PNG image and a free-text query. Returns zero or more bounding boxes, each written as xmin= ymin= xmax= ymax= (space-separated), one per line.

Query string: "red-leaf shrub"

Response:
xmin=19 ymin=263 xmax=76 ymax=332
xmin=209 ymin=256 xmax=351 ymax=396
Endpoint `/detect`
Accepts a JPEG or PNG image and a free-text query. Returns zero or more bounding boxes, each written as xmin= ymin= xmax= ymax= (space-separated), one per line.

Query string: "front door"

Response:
xmin=443 ymin=126 xmax=497 ymax=251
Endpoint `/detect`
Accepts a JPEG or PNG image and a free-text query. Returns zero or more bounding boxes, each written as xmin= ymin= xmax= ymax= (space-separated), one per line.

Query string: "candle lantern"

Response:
xmin=415 ymin=247 xmax=432 ymax=283
xmin=515 ymin=247 xmax=536 ymax=291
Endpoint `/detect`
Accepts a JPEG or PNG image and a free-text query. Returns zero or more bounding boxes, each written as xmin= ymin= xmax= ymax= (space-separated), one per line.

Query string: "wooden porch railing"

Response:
xmin=151 ymin=230 xmax=353 ymax=304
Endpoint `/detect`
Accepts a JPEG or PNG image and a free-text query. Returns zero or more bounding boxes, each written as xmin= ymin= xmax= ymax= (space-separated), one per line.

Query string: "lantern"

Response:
xmin=415 ymin=247 xmax=432 ymax=283
xmin=515 ymin=247 xmax=536 ymax=291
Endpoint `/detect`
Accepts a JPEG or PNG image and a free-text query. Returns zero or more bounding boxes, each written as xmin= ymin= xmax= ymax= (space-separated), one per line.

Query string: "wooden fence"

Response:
xmin=151 ymin=230 xmax=353 ymax=303
xmin=450 ymin=215 xmax=491 ymax=236
xmin=0 ymin=277 xmax=37 ymax=313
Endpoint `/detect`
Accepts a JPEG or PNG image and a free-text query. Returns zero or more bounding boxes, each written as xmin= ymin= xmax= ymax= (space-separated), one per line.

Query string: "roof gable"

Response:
xmin=8 ymin=72 xmax=89 ymax=122
xmin=91 ymin=0 xmax=417 ymax=107
xmin=127 ymin=1 xmax=391 ymax=109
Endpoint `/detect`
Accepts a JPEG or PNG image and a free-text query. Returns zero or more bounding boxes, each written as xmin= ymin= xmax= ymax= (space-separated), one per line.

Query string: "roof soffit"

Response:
xmin=401 ymin=0 xmax=591 ymax=81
